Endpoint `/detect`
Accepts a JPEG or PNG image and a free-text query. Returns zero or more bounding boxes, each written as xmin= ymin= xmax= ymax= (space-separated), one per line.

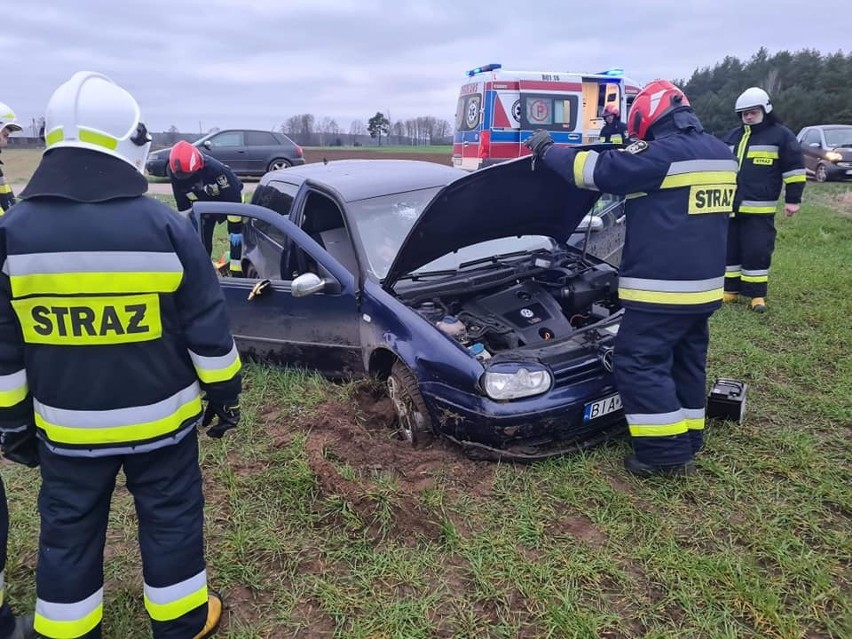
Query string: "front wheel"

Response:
xmin=815 ymin=163 xmax=829 ymax=183
xmin=244 ymin=261 xmax=259 ymax=279
xmin=387 ymin=361 xmax=434 ymax=447
xmin=267 ymin=158 xmax=292 ymax=172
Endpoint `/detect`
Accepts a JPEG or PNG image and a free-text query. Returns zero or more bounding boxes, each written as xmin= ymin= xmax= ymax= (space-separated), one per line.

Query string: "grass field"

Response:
xmin=0 ymin=148 xmax=850 ymax=638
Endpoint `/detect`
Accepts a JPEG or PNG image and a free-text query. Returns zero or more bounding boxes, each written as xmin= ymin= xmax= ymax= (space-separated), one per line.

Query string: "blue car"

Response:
xmin=193 ymin=155 xmax=627 ymax=460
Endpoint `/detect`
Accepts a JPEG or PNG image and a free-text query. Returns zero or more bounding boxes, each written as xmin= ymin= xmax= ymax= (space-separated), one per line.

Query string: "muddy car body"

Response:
xmin=193 ymin=155 xmax=627 ymax=460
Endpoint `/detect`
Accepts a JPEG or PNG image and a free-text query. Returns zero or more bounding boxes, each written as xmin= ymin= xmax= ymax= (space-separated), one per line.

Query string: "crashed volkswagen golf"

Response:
xmin=194 ymin=155 xmax=627 ymax=460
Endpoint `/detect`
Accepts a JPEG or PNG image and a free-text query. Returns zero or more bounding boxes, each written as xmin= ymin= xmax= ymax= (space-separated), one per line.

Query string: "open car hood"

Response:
xmin=383 ymin=153 xmax=604 ymax=288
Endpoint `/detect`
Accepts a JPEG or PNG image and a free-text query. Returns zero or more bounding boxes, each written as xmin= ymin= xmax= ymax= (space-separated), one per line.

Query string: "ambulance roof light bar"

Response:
xmin=467 ymin=63 xmax=502 ymax=76
xmin=600 ymin=67 xmax=624 ymax=76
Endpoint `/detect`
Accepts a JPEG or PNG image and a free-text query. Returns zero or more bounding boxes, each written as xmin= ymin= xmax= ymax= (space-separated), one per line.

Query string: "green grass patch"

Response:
xmin=1 ymin=183 xmax=850 ymax=638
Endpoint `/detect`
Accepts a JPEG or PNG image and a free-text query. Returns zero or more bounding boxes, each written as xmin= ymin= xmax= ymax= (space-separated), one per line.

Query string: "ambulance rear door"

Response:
xmin=517 ymin=78 xmax=583 ymax=147
xmin=452 ymin=82 xmax=484 ymax=171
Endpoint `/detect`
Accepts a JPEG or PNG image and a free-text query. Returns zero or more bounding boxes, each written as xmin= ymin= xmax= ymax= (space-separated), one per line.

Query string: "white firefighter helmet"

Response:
xmin=0 ymin=102 xmax=24 ymax=133
xmin=735 ymin=87 xmax=773 ymax=114
xmin=44 ymin=71 xmax=151 ymax=172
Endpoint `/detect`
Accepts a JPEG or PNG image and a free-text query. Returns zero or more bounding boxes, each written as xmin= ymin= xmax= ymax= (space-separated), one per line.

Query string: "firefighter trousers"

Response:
xmin=725 ymin=212 xmax=777 ymax=299
xmin=614 ymin=309 xmax=710 ymax=466
xmin=0 ymin=474 xmax=17 ymax=638
xmin=34 ymin=431 xmax=209 ymax=639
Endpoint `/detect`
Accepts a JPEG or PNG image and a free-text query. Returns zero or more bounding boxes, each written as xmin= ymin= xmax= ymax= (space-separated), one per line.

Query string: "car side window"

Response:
xmin=246 ymin=131 xmax=278 ymax=146
xmin=288 ymin=192 xmax=357 ymax=279
xmin=250 ymin=181 xmax=299 ymax=246
xmin=803 ymin=130 xmax=821 ymax=147
xmin=209 ymin=131 xmax=243 ymax=147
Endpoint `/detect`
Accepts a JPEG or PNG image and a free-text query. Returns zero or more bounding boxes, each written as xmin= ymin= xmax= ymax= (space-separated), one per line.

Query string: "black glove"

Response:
xmin=525 ymin=129 xmax=554 ymax=159
xmin=201 ymin=399 xmax=240 ymax=438
xmin=1 ymin=429 xmax=39 ymax=468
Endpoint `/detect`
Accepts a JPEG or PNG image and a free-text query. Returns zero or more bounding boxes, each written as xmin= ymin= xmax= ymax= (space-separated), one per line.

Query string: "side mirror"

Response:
xmin=203 ymin=140 xmax=212 ymax=149
xmin=291 ymin=272 xmax=326 ymax=297
xmin=809 ymin=142 xmax=821 ymax=148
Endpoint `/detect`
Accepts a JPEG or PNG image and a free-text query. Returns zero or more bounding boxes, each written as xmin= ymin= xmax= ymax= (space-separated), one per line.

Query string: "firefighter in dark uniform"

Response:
xmin=722 ymin=87 xmax=805 ymax=312
xmin=168 ymin=140 xmax=244 ymax=276
xmin=526 ymin=80 xmax=737 ymax=477
xmin=0 ymin=101 xmax=37 ymax=639
xmin=0 ymin=71 xmax=242 ymax=638
xmin=0 ymin=103 xmax=24 ymax=215
xmin=598 ymin=103 xmax=629 ymax=144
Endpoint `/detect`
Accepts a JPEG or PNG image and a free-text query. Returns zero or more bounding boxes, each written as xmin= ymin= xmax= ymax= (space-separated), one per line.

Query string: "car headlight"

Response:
xmin=826 ymin=151 xmax=843 ymax=162
xmin=482 ymin=365 xmax=552 ymax=400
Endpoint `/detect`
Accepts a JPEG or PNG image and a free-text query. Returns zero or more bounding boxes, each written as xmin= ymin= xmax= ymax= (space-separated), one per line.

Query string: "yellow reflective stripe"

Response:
xmin=189 ymin=344 xmax=241 ymax=384
xmin=736 ymin=127 xmax=751 ymax=168
xmin=34 ymin=590 xmax=103 ymax=639
xmin=12 ymin=294 xmax=163 ymax=346
xmin=746 ymin=150 xmax=779 ymax=159
xmin=79 ymin=129 xmax=119 ymax=150
xmin=784 ymin=174 xmax=806 ymax=184
xmin=724 ymin=271 xmax=741 ymax=278
xmin=660 ymin=171 xmax=738 ymax=189
xmin=618 ymin=287 xmax=723 ymax=305
xmin=45 ymin=128 xmax=64 ymax=146
xmin=34 ymin=388 xmax=202 ymax=446
xmin=684 ymin=408 xmax=705 ymax=431
xmin=229 ymin=261 xmax=243 ymax=272
xmin=227 ymin=215 xmax=242 ymax=223
xmin=0 ymin=184 xmax=11 ymax=194
xmin=685 ymin=417 xmax=705 ymax=431
xmin=10 ymin=271 xmax=182 ymax=297
xmin=741 ymin=274 xmax=769 ymax=283
xmin=739 ymin=205 xmax=776 ymax=214
xmin=628 ymin=420 xmax=688 ymax=437
xmin=0 ymin=369 xmax=28 ymax=408
xmin=573 ymin=151 xmax=590 ymax=188
xmin=0 ymin=569 xmax=4 ymax=607
xmin=144 ymin=571 xmax=208 ymax=622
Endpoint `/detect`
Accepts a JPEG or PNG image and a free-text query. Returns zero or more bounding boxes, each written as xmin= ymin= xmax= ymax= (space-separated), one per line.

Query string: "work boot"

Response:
xmin=192 ymin=591 xmax=224 ymax=639
xmin=6 ymin=614 xmax=35 ymax=639
xmin=749 ymin=297 xmax=767 ymax=313
xmin=624 ymin=455 xmax=696 ymax=478
xmin=723 ymin=292 xmax=739 ymax=303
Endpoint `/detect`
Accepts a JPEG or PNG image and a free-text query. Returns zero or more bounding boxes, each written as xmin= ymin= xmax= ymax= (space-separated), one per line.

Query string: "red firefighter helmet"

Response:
xmin=627 ymin=79 xmax=691 ymax=141
xmin=168 ymin=140 xmax=204 ymax=179
xmin=603 ymin=103 xmax=619 ymax=118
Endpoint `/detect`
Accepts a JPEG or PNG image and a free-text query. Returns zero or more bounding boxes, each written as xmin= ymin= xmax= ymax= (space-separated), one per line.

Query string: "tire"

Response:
xmin=267 ymin=158 xmax=292 ymax=172
xmin=386 ymin=360 xmax=434 ymax=447
xmin=815 ymin=163 xmax=829 ymax=183
xmin=244 ymin=262 xmax=259 ymax=279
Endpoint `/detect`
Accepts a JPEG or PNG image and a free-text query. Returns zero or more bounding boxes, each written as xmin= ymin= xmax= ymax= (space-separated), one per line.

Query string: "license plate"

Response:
xmin=584 ymin=393 xmax=622 ymax=422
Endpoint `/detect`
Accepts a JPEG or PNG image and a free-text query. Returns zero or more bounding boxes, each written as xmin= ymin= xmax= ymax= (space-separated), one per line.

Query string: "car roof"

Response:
xmin=802 ymin=124 xmax=852 ymax=131
xmin=260 ymin=159 xmax=465 ymax=202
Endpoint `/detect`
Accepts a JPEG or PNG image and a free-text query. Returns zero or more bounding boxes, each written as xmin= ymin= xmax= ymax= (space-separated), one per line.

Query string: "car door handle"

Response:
xmin=248 ymin=279 xmax=271 ymax=300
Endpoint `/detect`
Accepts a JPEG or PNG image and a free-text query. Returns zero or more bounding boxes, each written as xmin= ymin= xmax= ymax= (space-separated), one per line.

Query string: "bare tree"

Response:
xmin=349 ymin=120 xmax=365 ymax=137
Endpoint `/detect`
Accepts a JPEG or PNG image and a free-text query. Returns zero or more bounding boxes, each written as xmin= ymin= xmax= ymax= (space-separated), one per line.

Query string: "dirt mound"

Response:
xmin=274 ymin=382 xmax=496 ymax=540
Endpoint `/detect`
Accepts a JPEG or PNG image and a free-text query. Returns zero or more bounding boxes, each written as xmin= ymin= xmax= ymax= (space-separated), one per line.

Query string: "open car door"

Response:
xmin=192 ymin=202 xmax=363 ymax=378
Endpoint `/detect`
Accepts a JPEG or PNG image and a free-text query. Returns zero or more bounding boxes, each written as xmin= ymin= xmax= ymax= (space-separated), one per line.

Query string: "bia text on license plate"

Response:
xmin=583 ymin=393 xmax=622 ymax=422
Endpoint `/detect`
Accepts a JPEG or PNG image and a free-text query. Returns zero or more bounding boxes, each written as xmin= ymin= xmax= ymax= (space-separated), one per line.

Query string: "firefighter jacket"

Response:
xmin=0 ymin=148 xmax=242 ymax=455
xmin=170 ymin=155 xmax=242 ymax=215
xmin=0 ymin=156 xmax=15 ymax=213
xmin=542 ymin=124 xmax=737 ymax=314
xmin=723 ymin=120 xmax=806 ymax=213
xmin=599 ymin=120 xmax=629 ymax=145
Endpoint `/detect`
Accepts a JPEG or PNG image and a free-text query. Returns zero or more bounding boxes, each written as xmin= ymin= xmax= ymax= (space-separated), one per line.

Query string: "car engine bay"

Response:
xmin=401 ymin=252 xmax=622 ymax=356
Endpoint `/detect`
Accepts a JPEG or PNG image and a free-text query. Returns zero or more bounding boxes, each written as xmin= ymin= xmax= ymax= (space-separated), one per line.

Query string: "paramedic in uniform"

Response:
xmin=598 ymin=103 xmax=629 ymax=144
xmin=722 ymin=87 xmax=805 ymax=312
xmin=0 ymin=71 xmax=242 ymax=639
xmin=526 ymin=80 xmax=737 ymax=478
xmin=168 ymin=140 xmax=245 ymax=276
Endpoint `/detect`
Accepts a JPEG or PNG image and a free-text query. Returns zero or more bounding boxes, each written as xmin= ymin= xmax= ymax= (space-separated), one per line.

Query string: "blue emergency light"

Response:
xmin=600 ymin=67 xmax=624 ymax=76
xmin=467 ymin=63 xmax=502 ymax=76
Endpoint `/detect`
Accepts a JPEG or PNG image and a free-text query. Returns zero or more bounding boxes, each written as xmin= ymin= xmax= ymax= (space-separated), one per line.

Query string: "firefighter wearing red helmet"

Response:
xmin=525 ymin=79 xmax=738 ymax=478
xmin=0 ymin=72 xmax=240 ymax=638
xmin=599 ymin=102 xmax=628 ymax=144
xmin=721 ymin=87 xmax=805 ymax=313
xmin=168 ymin=140 xmax=245 ymax=275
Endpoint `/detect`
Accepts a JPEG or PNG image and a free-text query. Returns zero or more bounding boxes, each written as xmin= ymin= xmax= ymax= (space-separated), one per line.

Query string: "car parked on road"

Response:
xmin=193 ymin=156 xmax=627 ymax=460
xmin=796 ymin=124 xmax=852 ymax=182
xmin=146 ymin=128 xmax=305 ymax=178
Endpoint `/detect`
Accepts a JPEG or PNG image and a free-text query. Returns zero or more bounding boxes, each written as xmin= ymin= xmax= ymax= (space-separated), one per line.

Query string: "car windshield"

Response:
xmin=347 ymin=187 xmax=556 ymax=280
xmin=824 ymin=129 xmax=852 ymax=148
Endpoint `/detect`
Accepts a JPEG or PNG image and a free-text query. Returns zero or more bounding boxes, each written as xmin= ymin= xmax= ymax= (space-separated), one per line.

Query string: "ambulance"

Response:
xmin=452 ymin=63 xmax=642 ymax=171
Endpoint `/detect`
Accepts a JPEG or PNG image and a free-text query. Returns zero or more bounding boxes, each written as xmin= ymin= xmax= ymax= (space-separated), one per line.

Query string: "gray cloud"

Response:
xmin=3 ymin=0 xmax=850 ymax=133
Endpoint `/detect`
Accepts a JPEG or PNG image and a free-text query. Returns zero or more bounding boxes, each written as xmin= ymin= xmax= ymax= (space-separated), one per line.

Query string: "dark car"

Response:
xmin=797 ymin=124 xmax=852 ymax=182
xmin=146 ymin=129 xmax=305 ymax=178
xmin=193 ymin=156 xmax=627 ymax=461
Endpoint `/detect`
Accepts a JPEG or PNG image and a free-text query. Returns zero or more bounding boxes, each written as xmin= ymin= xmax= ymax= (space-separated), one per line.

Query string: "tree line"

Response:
xmin=280 ymin=112 xmax=451 ymax=147
xmin=677 ymin=47 xmax=852 ymax=136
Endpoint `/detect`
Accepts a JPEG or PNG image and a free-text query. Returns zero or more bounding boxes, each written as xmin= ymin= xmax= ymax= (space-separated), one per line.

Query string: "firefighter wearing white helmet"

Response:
xmin=1 ymin=71 xmax=240 ymax=639
xmin=722 ymin=87 xmax=805 ymax=312
xmin=0 ymin=102 xmax=24 ymax=214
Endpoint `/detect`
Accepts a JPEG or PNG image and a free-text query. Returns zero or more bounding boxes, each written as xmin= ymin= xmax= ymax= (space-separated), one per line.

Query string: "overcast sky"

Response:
xmin=3 ymin=0 xmax=851 ymax=135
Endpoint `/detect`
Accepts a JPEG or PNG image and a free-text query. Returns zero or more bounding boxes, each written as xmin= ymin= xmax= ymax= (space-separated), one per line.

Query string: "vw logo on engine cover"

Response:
xmin=520 ymin=308 xmax=534 ymax=318
xmin=600 ymin=347 xmax=614 ymax=373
